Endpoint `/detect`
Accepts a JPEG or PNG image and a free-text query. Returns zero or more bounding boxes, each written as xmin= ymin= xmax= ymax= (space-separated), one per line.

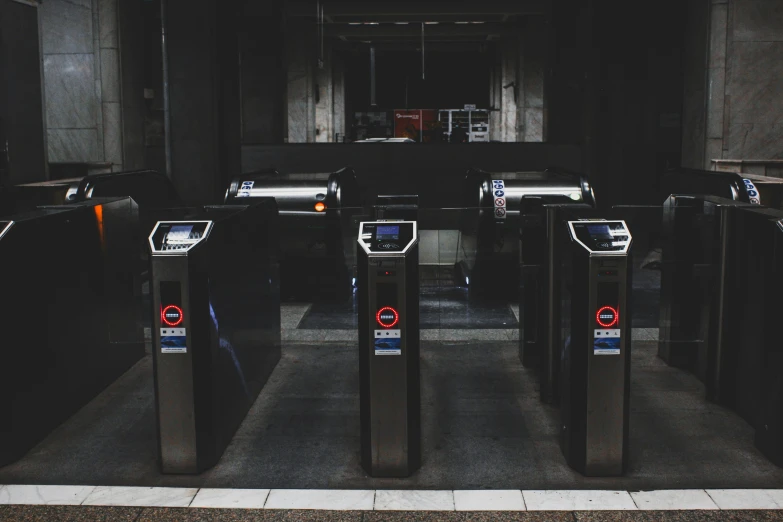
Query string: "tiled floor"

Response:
xmin=0 ymin=339 xmax=778 ymax=491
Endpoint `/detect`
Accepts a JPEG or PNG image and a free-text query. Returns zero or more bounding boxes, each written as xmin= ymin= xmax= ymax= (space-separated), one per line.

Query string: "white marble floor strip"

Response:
xmin=2 ymin=486 xmax=783 ymax=510
xmin=81 ymin=486 xmax=198 ymax=507
xmin=454 ymin=489 xmax=525 ymax=511
xmin=374 ymin=490 xmax=454 ymax=511
xmin=523 ymin=490 xmax=637 ymax=511
xmin=630 ymin=489 xmax=719 ymax=510
xmin=265 ymin=489 xmax=374 ymax=510
xmin=189 ymin=488 xmax=270 ymax=509
xmin=705 ymin=489 xmax=783 ymax=510
xmin=0 ymin=485 xmax=96 ymax=506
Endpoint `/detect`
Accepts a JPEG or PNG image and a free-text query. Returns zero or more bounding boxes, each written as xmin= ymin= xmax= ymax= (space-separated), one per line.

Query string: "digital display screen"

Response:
xmin=376 ymin=225 xmax=399 ymax=240
xmin=586 ymin=224 xmax=612 ymax=239
xmin=167 ymin=225 xmax=194 ymax=241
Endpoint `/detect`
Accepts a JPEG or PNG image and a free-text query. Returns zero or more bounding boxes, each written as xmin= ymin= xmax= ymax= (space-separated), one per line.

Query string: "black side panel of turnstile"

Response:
xmin=519 ymin=196 xmax=584 ymax=368
xmin=722 ymin=208 xmax=783 ymax=427
xmin=756 ymin=221 xmax=783 ymax=466
xmin=539 ymin=204 xmax=596 ymax=405
xmin=0 ymin=198 xmax=143 ymax=467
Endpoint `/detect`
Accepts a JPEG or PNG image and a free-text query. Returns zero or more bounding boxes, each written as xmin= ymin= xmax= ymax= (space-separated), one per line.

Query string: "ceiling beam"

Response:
xmin=325 ymin=22 xmax=511 ymax=39
xmin=286 ymin=0 xmax=546 ymax=18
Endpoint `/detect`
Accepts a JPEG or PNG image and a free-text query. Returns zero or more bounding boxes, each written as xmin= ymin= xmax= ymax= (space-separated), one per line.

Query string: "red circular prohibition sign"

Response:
xmin=376 ymin=306 xmax=399 ymax=328
xmin=596 ymin=306 xmax=619 ymax=328
xmin=161 ymin=304 xmax=184 ymax=327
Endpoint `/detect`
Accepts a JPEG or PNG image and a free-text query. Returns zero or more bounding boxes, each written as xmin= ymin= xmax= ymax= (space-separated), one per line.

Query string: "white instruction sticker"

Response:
xmin=160 ymin=328 xmax=187 ymax=353
xmin=374 ymin=329 xmax=401 ymax=355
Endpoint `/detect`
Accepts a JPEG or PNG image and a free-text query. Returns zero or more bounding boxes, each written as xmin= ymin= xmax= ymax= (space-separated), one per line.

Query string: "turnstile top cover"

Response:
xmin=358 ymin=221 xmax=418 ymax=256
xmin=567 ymin=220 xmax=631 ymax=254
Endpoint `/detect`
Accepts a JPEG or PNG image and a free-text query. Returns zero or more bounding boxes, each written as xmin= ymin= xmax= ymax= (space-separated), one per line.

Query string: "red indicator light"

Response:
xmin=161 ymin=304 xmax=184 ymax=326
xmin=596 ymin=306 xmax=618 ymax=328
xmin=376 ymin=306 xmax=399 ymax=328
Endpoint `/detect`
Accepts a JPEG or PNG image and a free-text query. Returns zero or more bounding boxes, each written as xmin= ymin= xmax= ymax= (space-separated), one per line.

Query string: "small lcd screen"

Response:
xmin=167 ymin=225 xmax=194 ymax=240
xmin=376 ymin=225 xmax=399 ymax=240
xmin=586 ymin=224 xmax=612 ymax=239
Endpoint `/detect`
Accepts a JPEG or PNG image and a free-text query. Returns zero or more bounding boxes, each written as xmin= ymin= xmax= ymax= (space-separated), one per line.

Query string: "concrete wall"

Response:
xmin=684 ymin=0 xmax=783 ymax=168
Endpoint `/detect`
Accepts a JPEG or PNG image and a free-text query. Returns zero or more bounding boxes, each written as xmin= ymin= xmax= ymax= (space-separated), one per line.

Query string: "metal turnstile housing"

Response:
xmin=357 ymin=221 xmax=420 ymax=477
xmin=560 ymin=219 xmax=632 ymax=476
xmin=149 ymin=201 xmax=280 ymax=474
xmin=224 ymin=167 xmax=360 ymax=299
xmin=457 ymin=168 xmax=595 ymax=299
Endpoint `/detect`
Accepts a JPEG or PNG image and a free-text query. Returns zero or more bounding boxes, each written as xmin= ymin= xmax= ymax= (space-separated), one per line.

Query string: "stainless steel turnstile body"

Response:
xmin=560 ymin=220 xmax=632 ymax=476
xmin=149 ymin=201 xmax=280 ymax=474
xmin=357 ymin=221 xmax=420 ymax=477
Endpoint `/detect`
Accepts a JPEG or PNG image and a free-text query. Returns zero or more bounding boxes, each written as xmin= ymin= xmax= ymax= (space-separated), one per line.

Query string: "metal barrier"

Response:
xmin=457 ymin=168 xmax=595 ymax=299
xmin=224 ymin=167 xmax=361 ymax=300
xmin=0 ymin=197 xmax=144 ymax=467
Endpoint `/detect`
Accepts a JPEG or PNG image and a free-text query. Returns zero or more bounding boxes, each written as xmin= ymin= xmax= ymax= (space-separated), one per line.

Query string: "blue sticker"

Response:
xmin=748 ymin=190 xmax=758 ymax=197
xmin=374 ymin=337 xmax=401 ymax=355
xmin=161 ymin=334 xmax=187 ymax=354
xmin=593 ymin=336 xmax=620 ymax=355
xmin=494 ymin=189 xmax=505 ymax=197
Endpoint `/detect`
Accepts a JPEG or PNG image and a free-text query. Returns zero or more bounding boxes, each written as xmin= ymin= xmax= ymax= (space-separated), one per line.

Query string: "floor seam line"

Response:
xmin=704 ymin=490 xmax=722 ymax=511
xmin=628 ymin=490 xmax=642 ymax=510
xmin=261 ymin=488 xmax=271 ymax=509
xmin=187 ymin=487 xmax=199 ymax=507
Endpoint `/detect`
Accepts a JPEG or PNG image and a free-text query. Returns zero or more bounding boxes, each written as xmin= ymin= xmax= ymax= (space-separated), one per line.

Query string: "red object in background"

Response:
xmin=394 ymin=110 xmax=438 ymax=142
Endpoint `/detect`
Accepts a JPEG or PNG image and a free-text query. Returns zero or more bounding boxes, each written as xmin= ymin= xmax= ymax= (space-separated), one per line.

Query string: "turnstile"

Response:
xmin=657 ymin=195 xmax=753 ymax=381
xmin=457 ymin=168 xmax=596 ymax=299
xmin=521 ymin=202 xmax=595 ymax=405
xmin=357 ymin=220 xmax=420 ymax=477
xmin=560 ymin=219 xmax=632 ymax=476
xmin=519 ymin=197 xmax=593 ymax=370
xmin=224 ymin=167 xmax=360 ymax=299
xmin=149 ymin=201 xmax=280 ymax=474
xmin=0 ymin=197 xmax=144 ymax=467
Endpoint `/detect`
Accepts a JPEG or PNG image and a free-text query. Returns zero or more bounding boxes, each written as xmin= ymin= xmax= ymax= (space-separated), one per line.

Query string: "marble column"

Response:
xmin=315 ymin=40 xmax=333 ymax=143
xmin=40 ymin=0 xmax=103 ymax=163
xmin=333 ymin=52 xmax=346 ymax=142
xmin=704 ymin=0 xmax=729 ymax=168
xmin=286 ymin=17 xmax=316 ymax=143
xmin=499 ymin=36 xmax=519 ymax=142
xmin=98 ymin=0 xmax=123 ymax=172
xmin=522 ymin=17 xmax=546 ymax=142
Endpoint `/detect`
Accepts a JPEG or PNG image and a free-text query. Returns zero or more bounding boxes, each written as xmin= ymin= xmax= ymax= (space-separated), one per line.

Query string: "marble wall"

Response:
xmin=286 ymin=18 xmax=316 ymax=143
xmin=39 ymin=0 xmax=124 ymax=171
xmin=490 ymin=23 xmax=547 ymax=143
xmin=314 ymin=40 xmax=333 ymax=143
xmin=692 ymin=0 xmax=783 ymax=167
